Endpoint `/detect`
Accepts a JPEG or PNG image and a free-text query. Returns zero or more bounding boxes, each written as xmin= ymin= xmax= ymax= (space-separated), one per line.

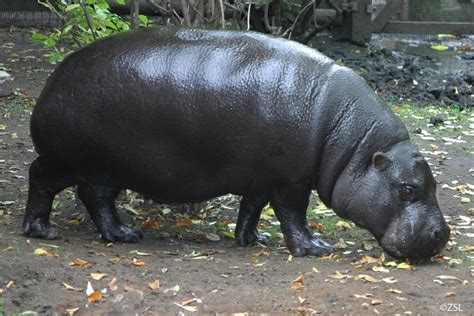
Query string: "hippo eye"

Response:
xmin=401 ymin=185 xmax=416 ymax=200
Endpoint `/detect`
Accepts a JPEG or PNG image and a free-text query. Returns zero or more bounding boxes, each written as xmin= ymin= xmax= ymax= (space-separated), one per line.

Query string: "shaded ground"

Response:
xmin=0 ymin=27 xmax=473 ymax=315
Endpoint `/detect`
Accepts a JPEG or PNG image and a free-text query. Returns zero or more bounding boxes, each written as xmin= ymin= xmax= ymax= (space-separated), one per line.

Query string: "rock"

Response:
xmin=429 ymin=116 xmax=444 ymax=126
xmin=107 ymin=290 xmax=144 ymax=315
xmin=0 ymin=70 xmax=12 ymax=97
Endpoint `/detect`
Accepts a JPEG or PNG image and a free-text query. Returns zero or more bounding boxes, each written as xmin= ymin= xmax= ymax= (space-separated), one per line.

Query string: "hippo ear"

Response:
xmin=372 ymin=152 xmax=391 ymax=170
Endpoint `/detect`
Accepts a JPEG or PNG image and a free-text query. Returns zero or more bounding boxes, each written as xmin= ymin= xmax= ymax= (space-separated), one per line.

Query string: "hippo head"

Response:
xmin=332 ymin=140 xmax=450 ymax=260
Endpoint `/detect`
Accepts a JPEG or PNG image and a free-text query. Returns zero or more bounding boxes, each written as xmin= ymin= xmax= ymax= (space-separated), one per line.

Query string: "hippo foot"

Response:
xmin=23 ymin=219 xmax=62 ymax=240
xmin=100 ymin=225 xmax=144 ymax=243
xmin=236 ymin=230 xmax=271 ymax=247
xmin=287 ymin=234 xmax=337 ymax=257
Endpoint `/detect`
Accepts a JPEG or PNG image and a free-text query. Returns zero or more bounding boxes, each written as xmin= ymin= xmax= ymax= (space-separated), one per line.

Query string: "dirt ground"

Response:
xmin=0 ymin=27 xmax=473 ymax=315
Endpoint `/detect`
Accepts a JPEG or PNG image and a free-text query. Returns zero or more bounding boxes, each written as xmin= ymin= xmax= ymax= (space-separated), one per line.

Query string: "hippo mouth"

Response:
xmin=379 ymin=223 xmax=450 ymax=261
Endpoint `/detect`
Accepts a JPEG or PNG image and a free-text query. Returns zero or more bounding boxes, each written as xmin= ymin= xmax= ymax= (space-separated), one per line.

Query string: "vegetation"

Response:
xmin=33 ymin=0 xmax=341 ymax=63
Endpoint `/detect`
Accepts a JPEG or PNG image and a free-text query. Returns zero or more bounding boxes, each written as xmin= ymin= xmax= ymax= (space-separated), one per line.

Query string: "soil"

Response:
xmin=0 ymin=27 xmax=473 ymax=315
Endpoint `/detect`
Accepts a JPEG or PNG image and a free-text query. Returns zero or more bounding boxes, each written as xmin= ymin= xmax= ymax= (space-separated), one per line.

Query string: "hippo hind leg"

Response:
xmin=235 ymin=192 xmax=271 ymax=246
xmin=270 ymin=182 xmax=337 ymax=257
xmin=77 ymin=183 xmax=143 ymax=243
xmin=23 ymin=157 xmax=74 ymax=240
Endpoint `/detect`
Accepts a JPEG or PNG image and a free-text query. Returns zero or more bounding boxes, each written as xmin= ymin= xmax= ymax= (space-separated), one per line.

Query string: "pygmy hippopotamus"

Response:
xmin=23 ymin=28 xmax=450 ymax=260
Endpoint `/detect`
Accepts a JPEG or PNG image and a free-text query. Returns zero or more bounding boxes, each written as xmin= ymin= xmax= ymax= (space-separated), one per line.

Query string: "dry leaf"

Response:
xmin=312 ymin=267 xmax=320 ymax=273
xmin=287 ymin=255 xmax=293 ymax=262
xmin=131 ymin=257 xmax=146 ymax=266
xmin=292 ymin=274 xmax=304 ymax=284
xmin=334 ymin=238 xmax=348 ymax=249
xmin=68 ymin=219 xmax=81 ymax=225
xmin=86 ymin=281 xmax=94 ymax=296
xmin=142 ymin=219 xmax=165 ymax=229
xmin=330 ymin=271 xmax=352 ymax=280
xmin=445 ymin=291 xmax=456 ymax=297
xmin=3 ymin=246 xmax=14 ymax=252
xmin=66 ymin=307 xmax=79 ymax=316
xmin=62 ymin=283 xmax=79 ymax=291
xmin=70 ymin=258 xmax=89 ymax=267
xmin=90 ymin=273 xmax=107 ymax=281
xmin=359 ymin=255 xmax=379 ymax=264
xmin=148 ymin=279 xmax=160 ymax=290
xmin=371 ymin=299 xmax=383 ymax=306
xmin=108 ymin=278 xmax=118 ymax=291
xmin=388 ymin=288 xmax=402 ymax=294
xmin=182 ymin=298 xmax=198 ymax=306
xmin=382 ymin=277 xmax=398 ymax=284
xmin=34 ymin=248 xmax=57 ymax=257
xmin=174 ymin=302 xmax=198 ymax=312
xmin=297 ymin=296 xmax=306 ymax=304
xmin=289 ymin=283 xmax=306 ymax=291
xmin=397 ymin=262 xmax=413 ymax=270
xmin=357 ymin=274 xmax=379 ymax=283
xmin=6 ymin=280 xmax=14 ymax=288
xmin=87 ymin=291 xmax=102 ymax=304
xmin=176 ymin=218 xmax=193 ymax=228
xmin=372 ymin=266 xmax=389 ymax=273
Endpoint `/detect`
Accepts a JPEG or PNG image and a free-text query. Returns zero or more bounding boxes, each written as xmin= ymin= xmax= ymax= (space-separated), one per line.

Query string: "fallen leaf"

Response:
xmin=131 ymin=257 xmax=146 ymax=266
xmin=68 ymin=219 xmax=81 ymax=225
xmin=289 ymin=283 xmax=306 ymax=291
xmin=312 ymin=267 xmax=320 ymax=273
xmin=86 ymin=281 xmax=94 ymax=296
xmin=335 ymin=238 xmax=348 ymax=249
xmin=396 ymin=262 xmax=413 ymax=270
xmin=297 ymin=296 xmax=306 ymax=304
xmin=382 ymin=277 xmax=398 ymax=284
xmin=176 ymin=218 xmax=193 ymax=228
xmin=388 ymin=288 xmax=402 ymax=294
xmin=34 ymin=247 xmax=57 ymax=257
xmin=181 ymin=298 xmax=199 ymax=306
xmin=174 ymin=302 xmax=197 ymax=312
xmin=130 ymin=250 xmax=151 ymax=256
xmin=62 ymin=282 xmax=80 ymax=291
xmin=108 ymin=278 xmax=118 ymax=291
xmin=435 ymin=275 xmax=462 ymax=282
xmin=445 ymin=291 xmax=456 ymax=297
xmin=3 ymin=246 xmax=14 ymax=252
xmin=292 ymin=274 xmax=304 ymax=283
xmin=65 ymin=307 xmax=79 ymax=315
xmin=335 ymin=221 xmax=353 ymax=230
xmin=6 ymin=280 xmax=14 ymax=288
xmin=372 ymin=266 xmax=389 ymax=273
xmin=90 ymin=273 xmax=107 ymax=281
xmin=87 ymin=291 xmax=102 ymax=304
xmin=142 ymin=219 xmax=165 ymax=229
xmin=357 ymin=274 xmax=379 ymax=283
xmin=359 ymin=255 xmax=379 ymax=264
xmin=330 ymin=271 xmax=352 ymax=280
xmin=70 ymin=258 xmax=89 ymax=267
xmin=461 ymin=197 xmax=471 ymax=203
xmin=148 ymin=279 xmax=160 ymax=290
xmin=363 ymin=241 xmax=374 ymax=251
xmin=371 ymin=299 xmax=383 ymax=306
xmin=287 ymin=255 xmax=293 ymax=262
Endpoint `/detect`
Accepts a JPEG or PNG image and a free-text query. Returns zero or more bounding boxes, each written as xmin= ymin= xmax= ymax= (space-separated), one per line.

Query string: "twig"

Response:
xmin=246 ymin=2 xmax=251 ymax=30
xmin=79 ymin=1 xmax=97 ymax=40
xmin=281 ymin=0 xmax=314 ymax=37
xmin=218 ymin=0 xmax=225 ymax=28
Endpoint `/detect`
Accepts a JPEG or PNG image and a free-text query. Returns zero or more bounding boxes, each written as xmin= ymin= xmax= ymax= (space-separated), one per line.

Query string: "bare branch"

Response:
xmin=181 ymin=0 xmax=192 ymax=26
xmin=79 ymin=1 xmax=97 ymax=41
xmin=281 ymin=0 xmax=314 ymax=38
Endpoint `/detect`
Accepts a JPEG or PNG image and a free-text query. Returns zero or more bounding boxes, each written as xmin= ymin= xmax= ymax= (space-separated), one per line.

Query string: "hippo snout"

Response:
xmin=380 ymin=214 xmax=450 ymax=261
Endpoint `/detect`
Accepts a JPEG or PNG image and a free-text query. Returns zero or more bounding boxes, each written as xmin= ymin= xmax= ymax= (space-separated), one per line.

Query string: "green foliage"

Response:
xmin=32 ymin=0 xmax=149 ymax=64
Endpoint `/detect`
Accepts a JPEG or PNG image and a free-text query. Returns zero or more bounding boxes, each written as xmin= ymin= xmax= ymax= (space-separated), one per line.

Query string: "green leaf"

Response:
xmin=431 ymin=45 xmax=449 ymax=51
xmin=31 ymin=33 xmax=48 ymax=40
xmin=139 ymin=15 xmax=149 ymax=26
xmin=116 ymin=0 xmax=126 ymax=4
xmin=65 ymin=4 xmax=80 ymax=11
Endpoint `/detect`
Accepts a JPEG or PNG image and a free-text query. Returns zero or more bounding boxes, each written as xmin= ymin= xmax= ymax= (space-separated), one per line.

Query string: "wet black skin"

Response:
xmin=23 ymin=28 xmax=450 ymax=259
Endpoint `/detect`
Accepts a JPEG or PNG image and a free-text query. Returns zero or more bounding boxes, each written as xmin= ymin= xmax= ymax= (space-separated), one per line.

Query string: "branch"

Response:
xmin=79 ymin=1 xmax=97 ymax=41
xmin=218 ymin=0 xmax=225 ymax=28
xmin=181 ymin=0 xmax=192 ymax=26
xmin=281 ymin=0 xmax=315 ymax=38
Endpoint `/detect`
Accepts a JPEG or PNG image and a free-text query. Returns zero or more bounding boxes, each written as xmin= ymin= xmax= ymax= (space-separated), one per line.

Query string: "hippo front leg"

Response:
xmin=271 ymin=182 xmax=337 ymax=257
